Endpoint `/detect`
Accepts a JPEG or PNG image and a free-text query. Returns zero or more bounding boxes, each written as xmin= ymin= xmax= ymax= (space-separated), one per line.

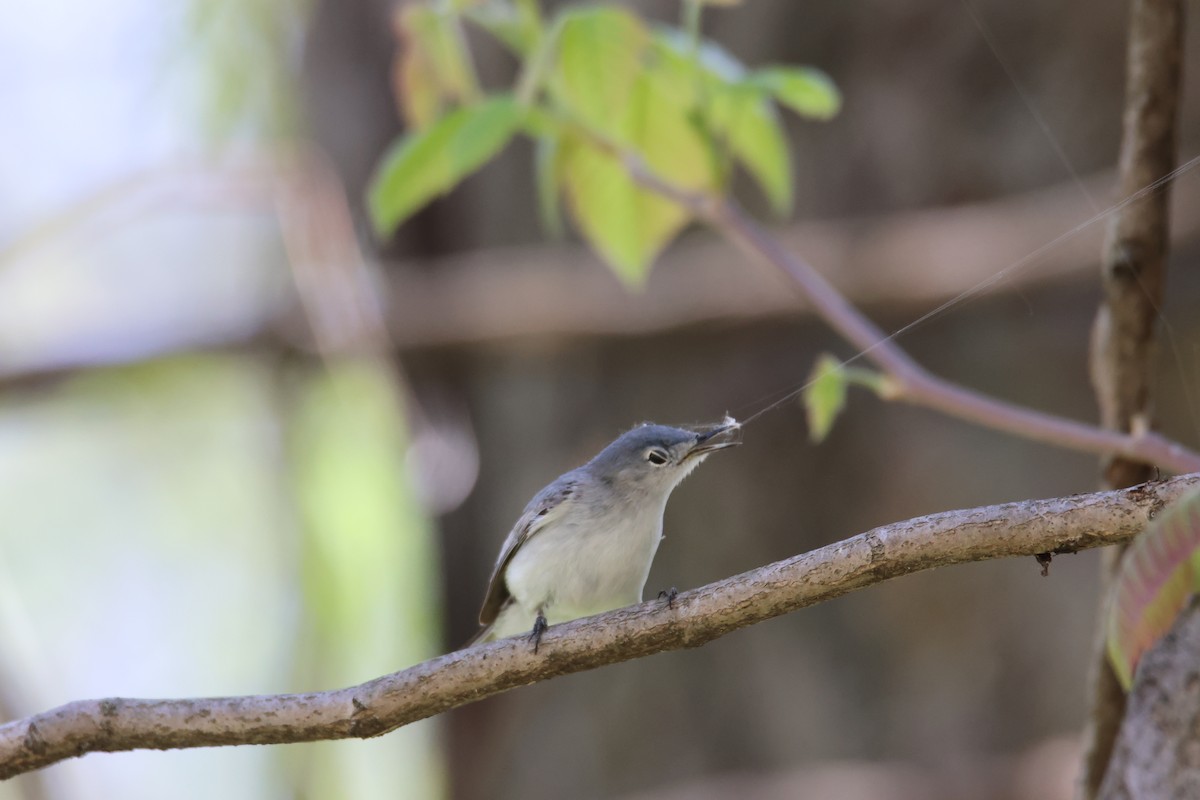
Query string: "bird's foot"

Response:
xmin=657 ymin=587 xmax=679 ymax=610
xmin=528 ymin=611 xmax=548 ymax=654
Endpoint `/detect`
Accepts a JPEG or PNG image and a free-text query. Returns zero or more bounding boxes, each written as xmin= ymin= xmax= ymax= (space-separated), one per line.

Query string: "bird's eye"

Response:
xmin=646 ymin=449 xmax=670 ymax=466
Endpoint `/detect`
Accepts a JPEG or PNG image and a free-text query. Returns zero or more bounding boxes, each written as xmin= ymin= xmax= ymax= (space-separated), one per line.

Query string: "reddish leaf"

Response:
xmin=1107 ymin=487 xmax=1200 ymax=688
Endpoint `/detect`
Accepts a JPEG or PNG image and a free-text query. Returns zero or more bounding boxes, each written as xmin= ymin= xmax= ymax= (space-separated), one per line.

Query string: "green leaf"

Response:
xmin=560 ymin=137 xmax=679 ymax=285
xmin=560 ymin=68 xmax=716 ymax=285
xmin=554 ymin=7 xmax=649 ymax=136
xmin=709 ymin=85 xmax=792 ymax=215
xmin=1108 ymin=488 xmax=1200 ymax=689
xmin=804 ymin=354 xmax=847 ymax=442
xmin=647 ymin=30 xmax=792 ymax=215
xmin=395 ymin=5 xmax=479 ymax=128
xmin=750 ymin=66 xmax=842 ymax=120
xmin=368 ymin=95 xmax=521 ymax=237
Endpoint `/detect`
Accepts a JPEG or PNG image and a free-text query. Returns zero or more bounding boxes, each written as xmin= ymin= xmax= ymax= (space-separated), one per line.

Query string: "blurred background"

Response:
xmin=2 ymin=0 xmax=1199 ymax=798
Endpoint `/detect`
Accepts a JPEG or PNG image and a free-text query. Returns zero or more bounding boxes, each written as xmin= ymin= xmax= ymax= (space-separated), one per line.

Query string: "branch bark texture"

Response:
xmin=2 ymin=475 xmax=1196 ymax=780
xmin=1090 ymin=0 xmax=1184 ymax=478
xmin=1080 ymin=0 xmax=1186 ymax=796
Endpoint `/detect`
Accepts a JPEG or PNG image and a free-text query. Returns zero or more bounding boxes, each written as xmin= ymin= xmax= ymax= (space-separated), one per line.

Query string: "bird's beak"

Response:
xmin=687 ymin=418 xmax=742 ymax=457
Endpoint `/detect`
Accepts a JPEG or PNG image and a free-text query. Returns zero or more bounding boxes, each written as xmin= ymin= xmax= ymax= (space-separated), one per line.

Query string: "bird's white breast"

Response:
xmin=499 ymin=494 xmax=666 ymax=634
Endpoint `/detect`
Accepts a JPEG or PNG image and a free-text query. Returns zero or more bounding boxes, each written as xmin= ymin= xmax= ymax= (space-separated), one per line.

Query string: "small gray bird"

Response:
xmin=468 ymin=418 xmax=741 ymax=650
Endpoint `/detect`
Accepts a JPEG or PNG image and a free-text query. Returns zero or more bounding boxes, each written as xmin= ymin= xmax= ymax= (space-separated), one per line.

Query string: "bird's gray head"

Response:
xmin=585 ymin=419 xmax=740 ymax=496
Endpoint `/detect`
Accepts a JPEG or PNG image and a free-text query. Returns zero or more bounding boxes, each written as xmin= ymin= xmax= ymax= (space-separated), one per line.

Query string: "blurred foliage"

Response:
xmin=1108 ymin=488 xmax=1200 ymax=689
xmin=650 ymin=30 xmax=794 ymax=215
xmin=394 ymin=4 xmax=481 ymax=128
xmin=0 ymin=357 xmax=296 ymax=796
xmin=465 ymin=0 xmax=543 ymax=56
xmin=0 ymin=355 xmax=444 ymax=797
xmin=369 ymin=96 xmax=523 ymax=237
xmin=183 ymin=0 xmax=313 ymax=141
xmin=555 ymin=11 xmax=717 ymax=282
xmin=367 ymin=0 xmax=840 ymax=285
xmin=285 ymin=359 xmax=445 ymax=797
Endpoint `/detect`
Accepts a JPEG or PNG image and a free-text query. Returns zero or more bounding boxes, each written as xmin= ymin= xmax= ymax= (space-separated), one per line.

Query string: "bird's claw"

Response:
xmin=658 ymin=587 xmax=679 ymax=610
xmin=528 ymin=612 xmax=548 ymax=654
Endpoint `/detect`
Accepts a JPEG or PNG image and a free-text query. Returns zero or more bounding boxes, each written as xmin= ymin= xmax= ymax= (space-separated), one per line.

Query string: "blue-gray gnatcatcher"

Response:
xmin=468 ymin=418 xmax=741 ymax=650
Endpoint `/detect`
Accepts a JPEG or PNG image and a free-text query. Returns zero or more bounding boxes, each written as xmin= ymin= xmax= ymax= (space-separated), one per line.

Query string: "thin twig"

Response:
xmin=1 ymin=474 xmax=1196 ymax=780
xmin=610 ymin=150 xmax=1200 ymax=474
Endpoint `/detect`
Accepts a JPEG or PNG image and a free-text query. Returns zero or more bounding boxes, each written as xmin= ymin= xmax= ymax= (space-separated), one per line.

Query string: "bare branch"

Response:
xmin=2 ymin=474 xmax=1196 ymax=780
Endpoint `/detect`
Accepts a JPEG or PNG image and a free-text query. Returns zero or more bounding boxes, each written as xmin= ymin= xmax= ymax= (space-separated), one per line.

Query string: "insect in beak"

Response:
xmin=688 ymin=417 xmax=742 ymax=457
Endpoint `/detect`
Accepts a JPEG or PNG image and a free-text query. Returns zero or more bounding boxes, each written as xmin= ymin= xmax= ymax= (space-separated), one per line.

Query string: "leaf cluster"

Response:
xmin=368 ymin=0 xmax=840 ymax=285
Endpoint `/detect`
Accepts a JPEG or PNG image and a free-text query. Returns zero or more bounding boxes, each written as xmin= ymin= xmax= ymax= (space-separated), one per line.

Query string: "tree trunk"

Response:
xmin=1079 ymin=0 xmax=1185 ymax=794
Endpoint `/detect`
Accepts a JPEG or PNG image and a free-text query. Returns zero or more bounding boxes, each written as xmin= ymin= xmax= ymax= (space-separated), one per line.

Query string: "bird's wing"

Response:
xmin=478 ymin=473 xmax=583 ymax=625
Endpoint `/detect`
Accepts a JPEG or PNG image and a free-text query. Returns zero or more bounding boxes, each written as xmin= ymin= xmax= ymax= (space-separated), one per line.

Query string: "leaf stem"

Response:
xmin=515 ymin=15 xmax=563 ymax=106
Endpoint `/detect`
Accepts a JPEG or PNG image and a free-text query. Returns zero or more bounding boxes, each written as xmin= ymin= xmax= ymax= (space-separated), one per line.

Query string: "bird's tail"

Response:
xmin=461 ymin=597 xmax=522 ymax=649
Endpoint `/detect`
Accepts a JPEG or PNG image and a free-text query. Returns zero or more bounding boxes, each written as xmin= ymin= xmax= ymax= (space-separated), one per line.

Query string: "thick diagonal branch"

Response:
xmin=2 ymin=474 xmax=1196 ymax=780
